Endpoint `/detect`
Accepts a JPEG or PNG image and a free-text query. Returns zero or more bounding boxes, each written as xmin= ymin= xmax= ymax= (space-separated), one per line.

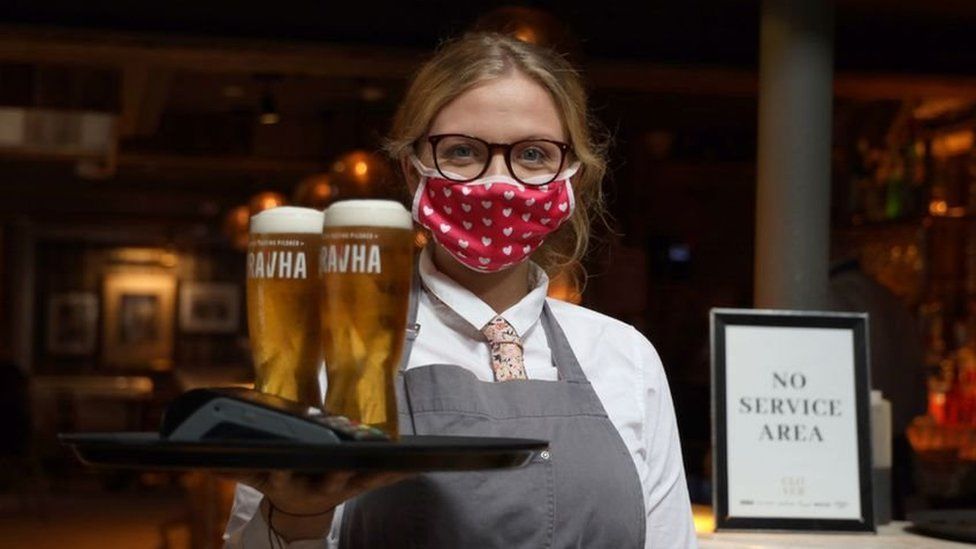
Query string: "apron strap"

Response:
xmin=539 ymin=301 xmax=588 ymax=382
xmin=395 ymin=260 xmax=423 ymax=435
xmin=399 ymin=261 xmax=423 ymax=373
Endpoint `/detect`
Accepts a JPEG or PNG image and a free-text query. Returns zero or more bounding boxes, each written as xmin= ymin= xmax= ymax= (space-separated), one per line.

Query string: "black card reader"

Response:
xmin=160 ymin=387 xmax=343 ymax=444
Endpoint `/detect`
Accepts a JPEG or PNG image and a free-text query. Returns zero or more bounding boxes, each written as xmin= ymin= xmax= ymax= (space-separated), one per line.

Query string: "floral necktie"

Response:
xmin=482 ymin=316 xmax=528 ymax=382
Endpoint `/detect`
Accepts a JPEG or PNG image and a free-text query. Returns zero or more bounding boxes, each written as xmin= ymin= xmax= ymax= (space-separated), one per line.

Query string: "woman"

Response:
xmin=225 ymin=32 xmax=696 ymax=548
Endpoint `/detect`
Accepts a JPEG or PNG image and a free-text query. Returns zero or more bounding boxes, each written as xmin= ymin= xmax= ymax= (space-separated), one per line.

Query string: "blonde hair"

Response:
xmin=385 ymin=32 xmax=609 ymax=279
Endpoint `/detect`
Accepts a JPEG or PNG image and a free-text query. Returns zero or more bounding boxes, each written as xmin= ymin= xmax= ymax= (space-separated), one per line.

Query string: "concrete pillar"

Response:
xmin=754 ymin=0 xmax=834 ymax=309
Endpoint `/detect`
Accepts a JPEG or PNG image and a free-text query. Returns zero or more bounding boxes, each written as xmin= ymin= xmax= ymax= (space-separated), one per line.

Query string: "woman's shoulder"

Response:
xmin=544 ymin=298 xmax=663 ymax=367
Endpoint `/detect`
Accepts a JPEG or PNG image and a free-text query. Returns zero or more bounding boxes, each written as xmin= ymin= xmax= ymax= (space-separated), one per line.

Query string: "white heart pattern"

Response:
xmin=444 ymin=206 xmax=453 ymax=214
xmin=558 ymin=202 xmax=568 ymax=212
xmin=461 ymin=186 xmax=472 ymax=196
xmin=503 ymin=227 xmax=513 ymax=236
xmin=521 ymin=213 xmax=531 ymax=222
xmin=539 ymin=185 xmax=549 ymax=192
xmin=428 ymin=188 xmax=435 ymax=198
xmin=482 ymin=218 xmax=492 ymax=226
xmin=523 ymin=245 xmax=532 ymax=254
xmin=522 ymin=232 xmax=533 ymax=239
xmin=479 ymin=257 xmax=490 ymax=265
xmin=504 ymin=190 xmax=515 ymax=200
xmin=502 ymin=208 xmax=512 ymax=217
xmin=481 ymin=237 xmax=492 ymax=246
xmin=485 ymin=183 xmax=493 ymax=190
xmin=525 ymin=198 xmax=535 ymax=206
xmin=462 ymin=221 xmax=473 ymax=230
xmin=458 ymin=239 xmax=469 ymax=249
xmin=481 ymin=201 xmax=492 ymax=209
xmin=461 ymin=203 xmax=472 ymax=212
xmin=423 ymin=205 xmax=434 ymax=216
xmin=440 ymin=223 xmax=451 ymax=233
xmin=544 ymin=201 xmax=552 ymax=210
xmin=502 ymin=246 xmax=512 ymax=256
xmin=541 ymin=218 xmax=551 ymax=225
xmin=443 ymin=188 xmax=452 ymax=197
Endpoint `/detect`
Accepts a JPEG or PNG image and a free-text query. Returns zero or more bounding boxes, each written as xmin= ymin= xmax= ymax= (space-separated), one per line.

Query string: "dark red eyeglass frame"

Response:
xmin=427 ymin=133 xmax=572 ymax=186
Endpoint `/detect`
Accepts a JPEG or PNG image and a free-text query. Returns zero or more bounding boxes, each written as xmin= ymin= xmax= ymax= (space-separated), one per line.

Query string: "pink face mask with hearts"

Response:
xmin=410 ymin=156 xmax=578 ymax=272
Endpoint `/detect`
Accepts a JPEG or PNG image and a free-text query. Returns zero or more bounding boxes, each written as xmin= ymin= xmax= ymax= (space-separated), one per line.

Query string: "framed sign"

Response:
xmin=711 ymin=308 xmax=873 ymax=532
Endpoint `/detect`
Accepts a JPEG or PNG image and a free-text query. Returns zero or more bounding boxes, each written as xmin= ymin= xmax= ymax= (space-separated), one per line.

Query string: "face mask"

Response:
xmin=410 ymin=155 xmax=579 ymax=272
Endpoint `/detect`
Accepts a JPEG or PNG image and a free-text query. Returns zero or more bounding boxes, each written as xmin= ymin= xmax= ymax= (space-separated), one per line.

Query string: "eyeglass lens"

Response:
xmin=433 ymin=136 xmax=564 ymax=185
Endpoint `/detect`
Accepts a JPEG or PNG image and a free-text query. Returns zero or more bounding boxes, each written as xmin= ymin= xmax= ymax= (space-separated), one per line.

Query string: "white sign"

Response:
xmin=712 ymin=309 xmax=874 ymax=532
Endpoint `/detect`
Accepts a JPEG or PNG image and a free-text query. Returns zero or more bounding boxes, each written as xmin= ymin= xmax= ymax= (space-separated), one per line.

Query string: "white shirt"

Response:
xmin=225 ymin=248 xmax=697 ymax=548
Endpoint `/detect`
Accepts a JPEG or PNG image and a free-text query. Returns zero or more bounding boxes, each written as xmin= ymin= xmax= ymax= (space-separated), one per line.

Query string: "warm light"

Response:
xmin=930 ymin=199 xmax=949 ymax=216
xmin=259 ymin=89 xmax=280 ymax=125
xmin=547 ymin=264 xmax=582 ymax=304
xmin=293 ymin=173 xmax=335 ymax=209
xmin=330 ymin=150 xmax=394 ymax=195
xmin=513 ymin=26 xmax=539 ymax=44
xmin=913 ymin=98 xmax=973 ymax=120
xmin=259 ymin=112 xmax=280 ymax=125
xmin=160 ymin=252 xmax=178 ymax=268
xmin=414 ymin=230 xmax=429 ymax=248
xmin=354 ymin=161 xmax=369 ymax=178
xmin=932 ymin=130 xmax=974 ymax=158
xmin=472 ymin=6 xmax=577 ymax=55
xmin=248 ymin=191 xmax=288 ymax=216
xmin=222 ymin=205 xmax=251 ymax=251
xmin=692 ymin=504 xmax=715 ymax=534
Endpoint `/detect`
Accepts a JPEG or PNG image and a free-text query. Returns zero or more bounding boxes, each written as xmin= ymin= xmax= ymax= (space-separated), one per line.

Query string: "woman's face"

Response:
xmin=406 ymin=70 xmax=566 ymax=192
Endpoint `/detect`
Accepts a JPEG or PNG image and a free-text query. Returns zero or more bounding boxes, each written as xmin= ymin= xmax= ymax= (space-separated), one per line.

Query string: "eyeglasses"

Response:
xmin=427 ymin=134 xmax=572 ymax=186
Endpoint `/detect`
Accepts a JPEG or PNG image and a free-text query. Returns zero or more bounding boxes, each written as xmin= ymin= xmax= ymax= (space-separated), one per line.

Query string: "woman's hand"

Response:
xmin=230 ymin=470 xmax=413 ymax=542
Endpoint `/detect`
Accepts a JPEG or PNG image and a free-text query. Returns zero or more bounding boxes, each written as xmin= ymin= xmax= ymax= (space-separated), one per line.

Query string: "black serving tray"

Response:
xmin=59 ymin=432 xmax=547 ymax=472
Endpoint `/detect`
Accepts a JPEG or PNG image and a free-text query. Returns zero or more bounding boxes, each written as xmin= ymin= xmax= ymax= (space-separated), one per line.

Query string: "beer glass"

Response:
xmin=247 ymin=206 xmax=324 ymax=408
xmin=320 ymin=200 xmax=413 ymax=438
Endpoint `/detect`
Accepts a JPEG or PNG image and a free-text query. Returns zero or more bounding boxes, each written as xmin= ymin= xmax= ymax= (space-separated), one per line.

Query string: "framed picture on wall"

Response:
xmin=179 ymin=282 xmax=240 ymax=334
xmin=46 ymin=292 xmax=98 ymax=355
xmin=102 ymin=271 xmax=176 ymax=370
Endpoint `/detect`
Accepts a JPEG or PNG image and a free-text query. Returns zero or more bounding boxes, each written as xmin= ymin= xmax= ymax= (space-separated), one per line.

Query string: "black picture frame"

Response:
xmin=710 ymin=308 xmax=874 ymax=533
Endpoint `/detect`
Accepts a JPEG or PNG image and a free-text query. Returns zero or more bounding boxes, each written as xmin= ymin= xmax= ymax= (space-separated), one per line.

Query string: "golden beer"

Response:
xmin=320 ymin=200 xmax=413 ymax=438
xmin=246 ymin=207 xmax=324 ymax=408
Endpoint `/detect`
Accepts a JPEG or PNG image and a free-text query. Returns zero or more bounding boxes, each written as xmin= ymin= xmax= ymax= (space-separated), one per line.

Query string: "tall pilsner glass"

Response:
xmin=247 ymin=206 xmax=324 ymax=408
xmin=320 ymin=200 xmax=413 ymax=439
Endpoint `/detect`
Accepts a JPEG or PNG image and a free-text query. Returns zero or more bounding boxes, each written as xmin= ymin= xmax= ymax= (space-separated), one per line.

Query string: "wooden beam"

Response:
xmin=833 ymin=73 xmax=976 ymax=101
xmin=0 ymin=25 xmax=424 ymax=79
xmin=586 ymin=63 xmax=758 ymax=97
xmin=3 ymin=25 xmax=976 ymax=100
xmin=117 ymin=152 xmax=330 ymax=174
xmin=589 ymin=60 xmax=976 ymax=100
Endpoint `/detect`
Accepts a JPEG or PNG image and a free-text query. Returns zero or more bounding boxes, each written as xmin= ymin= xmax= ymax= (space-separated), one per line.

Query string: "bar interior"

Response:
xmin=1 ymin=1 xmax=976 ymax=547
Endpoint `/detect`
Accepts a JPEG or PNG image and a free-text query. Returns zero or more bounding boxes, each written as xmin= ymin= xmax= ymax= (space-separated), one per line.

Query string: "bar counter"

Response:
xmin=698 ymin=523 xmax=970 ymax=547
xmin=693 ymin=506 xmax=971 ymax=547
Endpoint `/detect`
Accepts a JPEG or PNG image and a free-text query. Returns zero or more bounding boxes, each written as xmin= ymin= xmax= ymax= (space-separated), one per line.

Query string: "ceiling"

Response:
xmin=1 ymin=0 xmax=975 ymax=72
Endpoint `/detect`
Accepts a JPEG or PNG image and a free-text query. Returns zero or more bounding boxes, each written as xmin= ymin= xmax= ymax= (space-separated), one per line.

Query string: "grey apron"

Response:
xmin=340 ymin=276 xmax=645 ymax=548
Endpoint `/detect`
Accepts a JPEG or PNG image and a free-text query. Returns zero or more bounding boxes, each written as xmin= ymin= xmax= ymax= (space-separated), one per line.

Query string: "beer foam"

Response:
xmin=250 ymin=206 xmax=324 ymax=234
xmin=323 ymin=199 xmax=413 ymax=229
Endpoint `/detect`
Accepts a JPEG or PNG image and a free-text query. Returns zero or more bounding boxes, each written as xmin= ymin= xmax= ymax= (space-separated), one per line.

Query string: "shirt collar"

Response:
xmin=418 ymin=246 xmax=549 ymax=337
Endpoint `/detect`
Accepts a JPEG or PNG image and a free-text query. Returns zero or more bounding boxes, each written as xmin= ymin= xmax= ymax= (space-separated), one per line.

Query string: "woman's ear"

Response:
xmin=401 ymin=155 xmax=420 ymax=195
